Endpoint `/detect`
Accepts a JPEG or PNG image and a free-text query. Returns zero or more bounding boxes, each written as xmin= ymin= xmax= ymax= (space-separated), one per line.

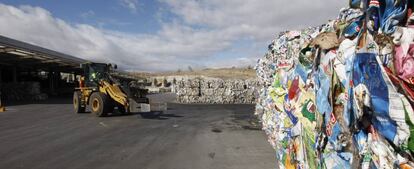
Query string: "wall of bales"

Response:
xmin=173 ymin=77 xmax=258 ymax=104
xmin=255 ymin=1 xmax=414 ymax=168
xmin=1 ymin=82 xmax=48 ymax=101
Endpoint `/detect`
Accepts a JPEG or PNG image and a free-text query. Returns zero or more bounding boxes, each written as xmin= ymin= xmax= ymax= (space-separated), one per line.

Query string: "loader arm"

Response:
xmin=99 ymin=80 xmax=129 ymax=107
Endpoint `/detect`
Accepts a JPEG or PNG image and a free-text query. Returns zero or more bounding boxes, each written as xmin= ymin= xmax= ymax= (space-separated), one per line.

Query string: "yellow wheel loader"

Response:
xmin=73 ymin=63 xmax=151 ymax=117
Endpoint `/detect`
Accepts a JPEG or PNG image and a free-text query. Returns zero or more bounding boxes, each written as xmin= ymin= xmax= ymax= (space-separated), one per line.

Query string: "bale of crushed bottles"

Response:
xmin=1 ymin=82 xmax=48 ymax=101
xmin=255 ymin=0 xmax=414 ymax=168
xmin=174 ymin=77 xmax=258 ymax=104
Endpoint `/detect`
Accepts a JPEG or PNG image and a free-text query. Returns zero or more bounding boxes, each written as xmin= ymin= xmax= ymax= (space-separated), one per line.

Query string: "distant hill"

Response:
xmin=128 ymin=68 xmax=256 ymax=80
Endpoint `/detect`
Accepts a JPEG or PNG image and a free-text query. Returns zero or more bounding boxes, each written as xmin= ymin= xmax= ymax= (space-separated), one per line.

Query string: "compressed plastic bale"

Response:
xmin=174 ymin=77 xmax=257 ymax=104
xmin=252 ymin=1 xmax=414 ymax=167
xmin=392 ymin=27 xmax=414 ymax=84
xmin=311 ymin=32 xmax=339 ymax=50
xmin=1 ymin=82 xmax=48 ymax=101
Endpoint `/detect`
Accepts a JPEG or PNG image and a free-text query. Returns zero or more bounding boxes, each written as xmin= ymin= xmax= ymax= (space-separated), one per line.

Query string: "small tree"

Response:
xmin=153 ymin=78 xmax=158 ymax=86
xmin=188 ymin=66 xmax=193 ymax=72
xmin=163 ymin=78 xmax=168 ymax=87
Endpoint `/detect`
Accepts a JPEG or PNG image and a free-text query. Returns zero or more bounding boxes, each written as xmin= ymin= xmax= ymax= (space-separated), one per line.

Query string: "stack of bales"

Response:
xmin=174 ymin=77 xmax=257 ymax=104
xmin=255 ymin=1 xmax=414 ymax=168
xmin=1 ymin=82 xmax=48 ymax=101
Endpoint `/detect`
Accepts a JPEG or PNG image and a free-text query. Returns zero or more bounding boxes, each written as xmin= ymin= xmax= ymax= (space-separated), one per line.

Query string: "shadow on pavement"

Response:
xmin=139 ymin=111 xmax=184 ymax=120
xmin=4 ymin=97 xmax=71 ymax=106
xmin=100 ymin=110 xmax=183 ymax=120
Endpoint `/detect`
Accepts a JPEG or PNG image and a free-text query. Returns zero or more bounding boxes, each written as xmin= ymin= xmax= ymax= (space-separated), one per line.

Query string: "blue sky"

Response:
xmin=0 ymin=0 xmax=346 ymax=72
xmin=1 ymin=0 xmax=162 ymax=33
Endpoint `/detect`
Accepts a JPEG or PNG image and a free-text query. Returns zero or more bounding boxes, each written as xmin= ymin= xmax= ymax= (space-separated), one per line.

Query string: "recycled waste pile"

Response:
xmin=1 ymin=82 xmax=48 ymax=101
xmin=255 ymin=0 xmax=414 ymax=168
xmin=174 ymin=77 xmax=258 ymax=104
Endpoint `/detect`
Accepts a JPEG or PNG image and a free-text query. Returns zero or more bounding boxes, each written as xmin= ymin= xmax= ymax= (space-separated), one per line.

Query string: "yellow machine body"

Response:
xmin=99 ymin=81 xmax=129 ymax=108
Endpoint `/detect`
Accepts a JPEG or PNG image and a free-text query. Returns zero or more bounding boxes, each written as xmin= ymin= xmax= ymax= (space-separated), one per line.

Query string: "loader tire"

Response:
xmin=118 ymin=105 xmax=128 ymax=115
xmin=89 ymin=92 xmax=110 ymax=117
xmin=73 ymin=91 xmax=85 ymax=114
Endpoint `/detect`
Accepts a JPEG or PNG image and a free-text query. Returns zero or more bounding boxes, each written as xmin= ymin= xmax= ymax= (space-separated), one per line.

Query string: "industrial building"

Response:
xmin=0 ymin=35 xmax=86 ymax=103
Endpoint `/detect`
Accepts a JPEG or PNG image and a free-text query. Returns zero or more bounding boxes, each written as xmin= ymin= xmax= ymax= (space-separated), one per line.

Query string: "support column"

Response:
xmin=48 ymin=71 xmax=55 ymax=94
xmin=56 ymin=71 xmax=61 ymax=90
xmin=12 ymin=67 xmax=17 ymax=83
xmin=0 ymin=68 xmax=4 ymax=112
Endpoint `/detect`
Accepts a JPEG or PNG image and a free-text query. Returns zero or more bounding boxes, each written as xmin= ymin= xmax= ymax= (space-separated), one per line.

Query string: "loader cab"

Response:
xmin=81 ymin=63 xmax=111 ymax=87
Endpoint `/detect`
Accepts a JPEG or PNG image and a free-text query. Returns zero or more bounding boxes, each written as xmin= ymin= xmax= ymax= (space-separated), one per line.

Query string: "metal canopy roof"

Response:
xmin=0 ymin=35 xmax=87 ymax=72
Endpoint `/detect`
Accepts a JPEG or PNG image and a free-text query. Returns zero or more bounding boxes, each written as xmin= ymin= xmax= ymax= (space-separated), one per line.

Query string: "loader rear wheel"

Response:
xmin=118 ymin=105 xmax=125 ymax=113
xmin=118 ymin=105 xmax=130 ymax=115
xmin=89 ymin=92 xmax=109 ymax=117
xmin=73 ymin=91 xmax=85 ymax=114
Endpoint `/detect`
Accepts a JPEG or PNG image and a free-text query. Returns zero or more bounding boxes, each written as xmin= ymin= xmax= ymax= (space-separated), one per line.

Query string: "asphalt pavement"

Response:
xmin=0 ymin=95 xmax=275 ymax=169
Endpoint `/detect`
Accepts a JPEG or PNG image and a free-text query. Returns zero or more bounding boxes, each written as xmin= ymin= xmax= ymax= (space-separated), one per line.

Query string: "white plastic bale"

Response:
xmin=174 ymin=77 xmax=257 ymax=104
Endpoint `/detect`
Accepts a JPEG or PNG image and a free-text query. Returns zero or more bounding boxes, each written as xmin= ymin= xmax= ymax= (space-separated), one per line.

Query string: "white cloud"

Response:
xmin=120 ymin=0 xmax=140 ymax=13
xmin=80 ymin=10 xmax=95 ymax=19
xmin=0 ymin=1 xmax=347 ymax=71
xmin=162 ymin=0 xmax=346 ymax=41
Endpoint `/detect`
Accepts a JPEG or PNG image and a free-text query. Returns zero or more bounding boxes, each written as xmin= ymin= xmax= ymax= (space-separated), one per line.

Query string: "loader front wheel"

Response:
xmin=89 ymin=92 xmax=109 ymax=117
xmin=118 ymin=105 xmax=130 ymax=115
xmin=73 ymin=91 xmax=85 ymax=114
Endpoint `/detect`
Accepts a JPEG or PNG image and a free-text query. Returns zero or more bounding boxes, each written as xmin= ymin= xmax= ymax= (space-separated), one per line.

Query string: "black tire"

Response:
xmin=118 ymin=105 xmax=129 ymax=115
xmin=89 ymin=92 xmax=110 ymax=117
xmin=145 ymin=98 xmax=149 ymax=104
xmin=73 ymin=91 xmax=85 ymax=113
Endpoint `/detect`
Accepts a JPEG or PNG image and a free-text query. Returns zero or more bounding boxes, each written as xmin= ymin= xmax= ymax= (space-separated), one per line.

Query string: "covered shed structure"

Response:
xmin=0 ymin=35 xmax=87 ymax=103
